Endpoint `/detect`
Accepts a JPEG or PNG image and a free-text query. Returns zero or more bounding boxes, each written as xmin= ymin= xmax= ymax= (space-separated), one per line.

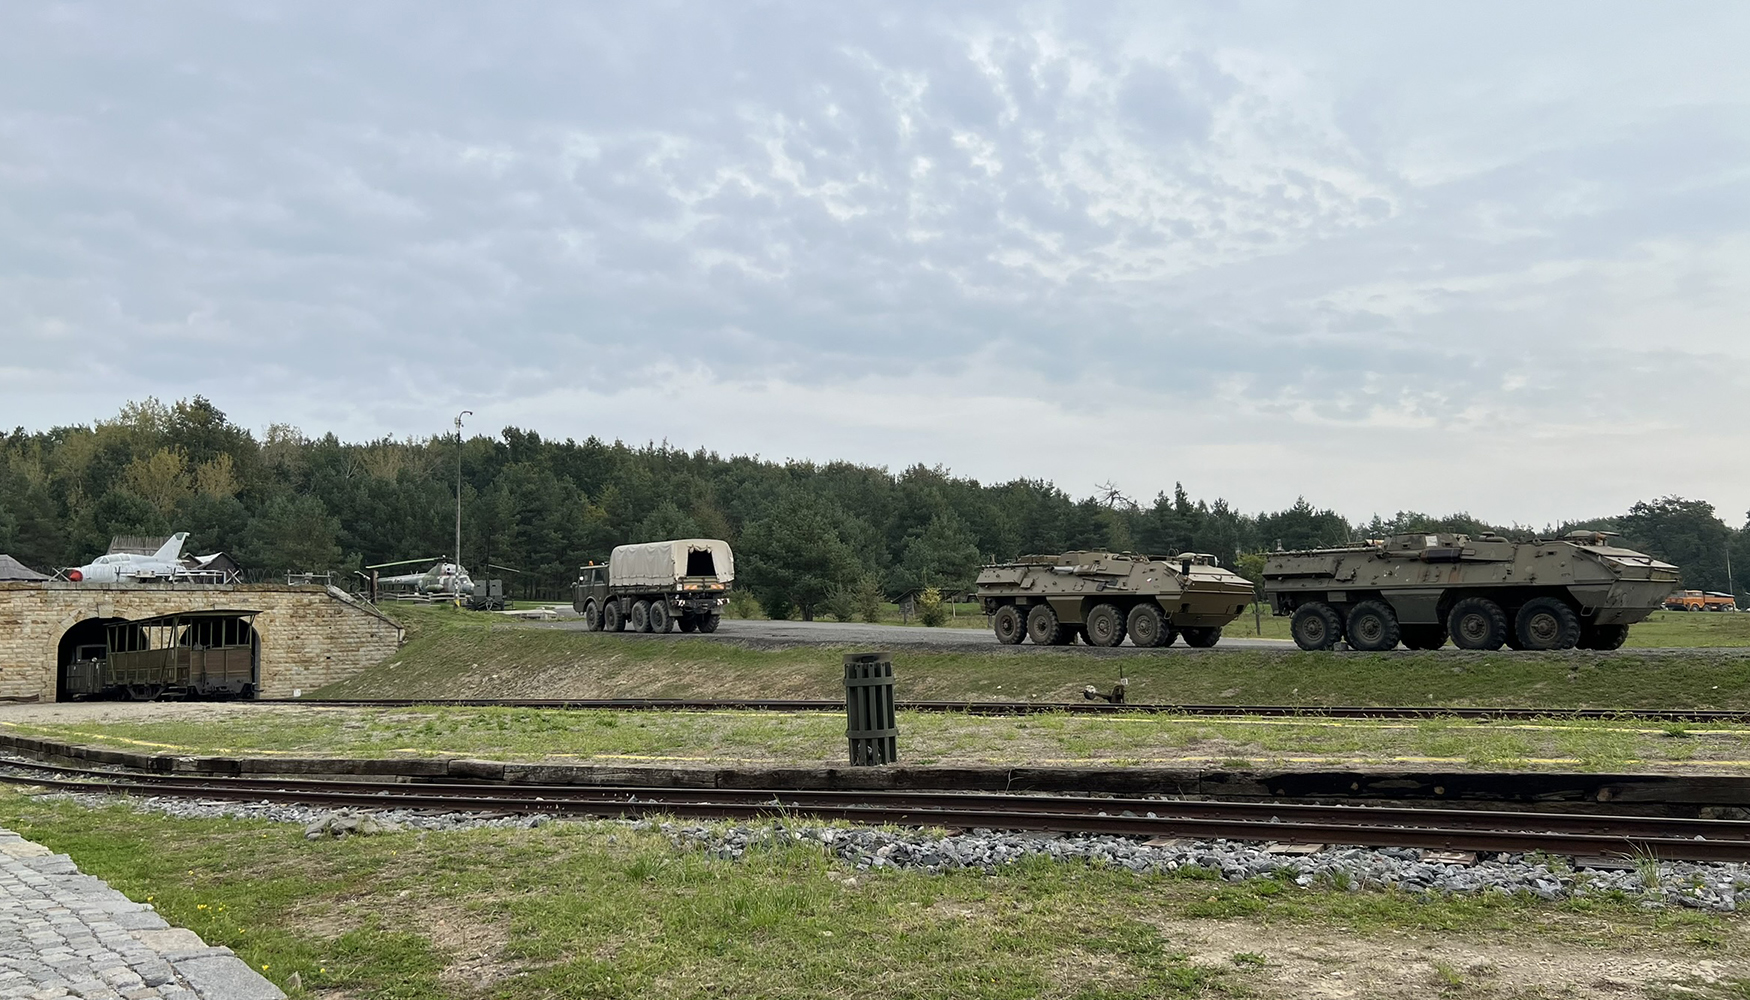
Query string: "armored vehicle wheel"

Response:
xmin=1346 ymin=601 xmax=1401 ymax=652
xmin=1516 ymin=598 xmax=1580 ymax=650
xmin=603 ymin=600 xmax=625 ymax=631
xmin=1448 ymin=598 xmax=1507 ymax=650
xmin=1161 ymin=625 xmax=1180 ymax=648
xmin=698 ymin=613 xmax=722 ymax=633
xmin=1026 ymin=604 xmax=1064 ymax=645
xmin=1289 ymin=603 xmax=1342 ymax=650
xmin=583 ymin=601 xmax=602 ymax=632
xmin=678 ymin=616 xmax=698 ymax=633
xmin=630 ymin=600 xmax=652 ymax=632
xmin=649 ymin=601 xmax=673 ymax=634
xmin=1085 ymin=603 xmax=1126 ymax=647
xmin=1399 ymin=624 xmax=1448 ymax=650
xmin=992 ymin=604 xmax=1027 ymax=644
xmin=1180 ymin=626 xmax=1221 ymax=648
xmin=1126 ymin=603 xmax=1167 ymax=647
xmin=1578 ymin=622 xmax=1628 ymax=650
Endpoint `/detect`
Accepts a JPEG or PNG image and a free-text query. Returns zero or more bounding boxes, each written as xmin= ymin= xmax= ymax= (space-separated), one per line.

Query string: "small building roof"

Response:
xmin=118 ymin=609 xmax=263 ymax=627
xmin=0 ymin=555 xmax=50 ymax=581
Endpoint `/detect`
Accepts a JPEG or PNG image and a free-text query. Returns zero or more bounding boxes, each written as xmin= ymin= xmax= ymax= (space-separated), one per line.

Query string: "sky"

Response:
xmin=2 ymin=1 xmax=1748 ymax=527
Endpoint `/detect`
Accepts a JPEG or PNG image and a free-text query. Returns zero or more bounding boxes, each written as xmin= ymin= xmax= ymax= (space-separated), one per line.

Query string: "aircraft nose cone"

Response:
xmin=67 ymin=569 xmax=82 ymax=582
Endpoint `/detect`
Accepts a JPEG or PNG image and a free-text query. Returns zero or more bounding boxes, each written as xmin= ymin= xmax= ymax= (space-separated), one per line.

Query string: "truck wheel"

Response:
xmin=649 ymin=601 xmax=673 ymax=634
xmin=1516 ymin=598 xmax=1579 ymax=650
xmin=992 ymin=605 xmax=1026 ymax=644
xmin=1448 ymin=598 xmax=1507 ymax=650
xmin=583 ymin=601 xmax=602 ymax=632
xmin=1085 ymin=603 xmax=1126 ymax=647
xmin=630 ymin=600 xmax=651 ymax=632
xmin=1400 ymin=624 xmax=1448 ymax=650
xmin=1126 ymin=603 xmax=1166 ymax=647
xmin=603 ymin=600 xmax=625 ymax=632
xmin=678 ymin=615 xmax=698 ymax=633
xmin=1180 ymin=626 xmax=1221 ymax=648
xmin=698 ymin=614 xmax=721 ymax=633
xmin=1346 ymin=601 xmax=1401 ymax=652
xmin=1290 ymin=603 xmax=1342 ymax=650
xmin=1026 ymin=605 xmax=1064 ymax=645
xmin=1578 ymin=623 xmax=1628 ymax=650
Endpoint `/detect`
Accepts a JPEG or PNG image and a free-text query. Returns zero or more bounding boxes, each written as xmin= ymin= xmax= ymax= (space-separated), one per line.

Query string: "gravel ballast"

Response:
xmin=26 ymin=789 xmax=1750 ymax=914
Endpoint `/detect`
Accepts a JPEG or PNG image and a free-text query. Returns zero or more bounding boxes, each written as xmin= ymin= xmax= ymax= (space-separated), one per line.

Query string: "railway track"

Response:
xmin=7 ymin=757 xmax=1750 ymax=862
xmin=263 ymin=697 xmax=1750 ymax=724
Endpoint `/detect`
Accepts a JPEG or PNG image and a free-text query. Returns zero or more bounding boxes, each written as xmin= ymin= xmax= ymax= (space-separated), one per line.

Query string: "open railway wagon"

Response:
xmin=63 ymin=609 xmax=261 ymax=701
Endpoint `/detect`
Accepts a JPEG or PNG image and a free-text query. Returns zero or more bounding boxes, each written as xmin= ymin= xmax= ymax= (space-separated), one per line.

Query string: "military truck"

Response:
xmin=574 ymin=538 xmax=733 ymax=634
xmin=1262 ymin=531 xmax=1679 ymax=652
xmin=976 ymin=551 xmax=1256 ymax=647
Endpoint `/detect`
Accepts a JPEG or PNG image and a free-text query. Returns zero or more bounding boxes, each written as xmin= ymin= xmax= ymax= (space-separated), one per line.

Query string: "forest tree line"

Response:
xmin=2 ymin=399 xmax=1747 ymax=618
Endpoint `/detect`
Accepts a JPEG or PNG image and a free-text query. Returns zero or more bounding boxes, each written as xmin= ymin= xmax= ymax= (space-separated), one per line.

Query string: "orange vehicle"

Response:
xmin=1664 ymin=590 xmax=1739 ymax=612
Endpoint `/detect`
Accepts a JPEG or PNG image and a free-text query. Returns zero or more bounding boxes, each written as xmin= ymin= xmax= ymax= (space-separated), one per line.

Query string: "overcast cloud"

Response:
xmin=3 ymin=2 xmax=1747 ymax=525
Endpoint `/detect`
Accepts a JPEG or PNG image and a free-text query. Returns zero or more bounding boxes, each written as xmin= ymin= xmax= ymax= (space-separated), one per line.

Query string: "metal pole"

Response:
xmin=455 ymin=410 xmax=471 ymax=591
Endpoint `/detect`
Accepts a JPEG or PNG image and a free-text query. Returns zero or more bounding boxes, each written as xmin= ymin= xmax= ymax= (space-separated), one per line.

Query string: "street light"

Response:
xmin=455 ymin=410 xmax=472 ymax=597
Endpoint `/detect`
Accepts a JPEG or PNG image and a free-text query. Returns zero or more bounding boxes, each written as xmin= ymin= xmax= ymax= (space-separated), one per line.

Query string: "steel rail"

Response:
xmin=256 ymin=697 xmax=1750 ymax=724
xmin=7 ymin=759 xmax=1750 ymax=862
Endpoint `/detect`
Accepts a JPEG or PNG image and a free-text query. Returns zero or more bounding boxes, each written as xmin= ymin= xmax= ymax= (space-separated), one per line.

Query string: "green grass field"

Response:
xmin=330 ymin=606 xmax=1750 ymax=712
xmin=15 ymin=706 xmax=1750 ymax=773
xmin=6 ymin=790 xmax=1744 ymax=1000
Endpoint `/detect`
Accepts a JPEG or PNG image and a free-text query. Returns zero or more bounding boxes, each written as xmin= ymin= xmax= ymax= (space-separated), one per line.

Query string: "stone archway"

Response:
xmin=54 ymin=617 xmax=129 ymax=701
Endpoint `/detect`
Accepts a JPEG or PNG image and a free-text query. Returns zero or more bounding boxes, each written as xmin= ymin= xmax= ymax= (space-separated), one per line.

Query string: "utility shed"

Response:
xmin=0 ymin=556 xmax=49 ymax=582
xmin=609 ymin=539 xmax=734 ymax=589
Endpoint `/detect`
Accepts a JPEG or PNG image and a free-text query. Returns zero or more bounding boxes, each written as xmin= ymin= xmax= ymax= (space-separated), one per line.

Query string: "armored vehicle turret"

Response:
xmin=976 ymin=551 xmax=1256 ymax=648
xmin=1262 ymin=531 xmax=1679 ymax=652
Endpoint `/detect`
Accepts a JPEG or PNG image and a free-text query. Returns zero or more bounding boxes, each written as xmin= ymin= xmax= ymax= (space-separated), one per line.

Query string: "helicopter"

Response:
xmin=366 ymin=557 xmax=476 ymax=596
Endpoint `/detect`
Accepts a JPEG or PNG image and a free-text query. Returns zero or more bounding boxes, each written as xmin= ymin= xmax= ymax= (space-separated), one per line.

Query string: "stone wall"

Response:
xmin=0 ymin=583 xmax=404 ymax=700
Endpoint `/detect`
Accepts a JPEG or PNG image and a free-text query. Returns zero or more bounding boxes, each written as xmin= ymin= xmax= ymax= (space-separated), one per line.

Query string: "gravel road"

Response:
xmin=529 ymin=615 xmax=1297 ymax=652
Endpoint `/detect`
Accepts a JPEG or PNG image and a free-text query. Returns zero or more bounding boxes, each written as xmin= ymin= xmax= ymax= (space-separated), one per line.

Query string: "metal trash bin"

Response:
xmin=843 ymin=652 xmax=897 ymax=766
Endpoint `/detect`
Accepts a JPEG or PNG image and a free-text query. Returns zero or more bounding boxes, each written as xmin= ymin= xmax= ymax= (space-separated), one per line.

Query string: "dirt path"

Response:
xmin=1176 ymin=916 xmax=1744 ymax=998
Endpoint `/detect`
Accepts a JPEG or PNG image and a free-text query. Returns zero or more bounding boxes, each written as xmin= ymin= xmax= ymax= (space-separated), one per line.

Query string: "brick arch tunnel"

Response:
xmin=54 ymin=617 xmax=127 ymax=701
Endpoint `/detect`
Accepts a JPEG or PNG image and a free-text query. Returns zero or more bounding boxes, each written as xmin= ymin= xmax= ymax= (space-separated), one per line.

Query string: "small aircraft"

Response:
xmin=66 ymin=533 xmax=192 ymax=583
xmin=367 ymin=557 xmax=476 ymax=596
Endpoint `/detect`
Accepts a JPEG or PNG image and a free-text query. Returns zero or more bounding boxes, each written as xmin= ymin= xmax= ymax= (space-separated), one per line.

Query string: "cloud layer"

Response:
xmin=3 ymin=2 xmax=1747 ymax=524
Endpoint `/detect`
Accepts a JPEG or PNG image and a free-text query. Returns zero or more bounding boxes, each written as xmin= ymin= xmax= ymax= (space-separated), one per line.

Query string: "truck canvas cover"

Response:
xmin=609 ymin=539 xmax=734 ymax=589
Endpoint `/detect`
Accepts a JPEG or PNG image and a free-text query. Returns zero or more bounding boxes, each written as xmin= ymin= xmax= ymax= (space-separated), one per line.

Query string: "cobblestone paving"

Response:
xmin=0 ymin=829 xmax=282 ymax=1000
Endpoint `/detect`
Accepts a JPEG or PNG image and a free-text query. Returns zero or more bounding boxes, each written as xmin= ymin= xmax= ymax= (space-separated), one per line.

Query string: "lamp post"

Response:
xmin=455 ymin=410 xmax=472 ymax=592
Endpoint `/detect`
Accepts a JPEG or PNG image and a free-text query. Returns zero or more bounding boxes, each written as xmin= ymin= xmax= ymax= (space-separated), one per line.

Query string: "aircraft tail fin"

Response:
xmin=152 ymin=532 xmax=190 ymax=563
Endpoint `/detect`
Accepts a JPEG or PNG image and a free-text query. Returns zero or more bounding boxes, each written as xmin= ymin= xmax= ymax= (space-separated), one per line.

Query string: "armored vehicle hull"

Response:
xmin=1263 ymin=531 xmax=1678 ymax=652
xmin=976 ymin=551 xmax=1255 ymax=648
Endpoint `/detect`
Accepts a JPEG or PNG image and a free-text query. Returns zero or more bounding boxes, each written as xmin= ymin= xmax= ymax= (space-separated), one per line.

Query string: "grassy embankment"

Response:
xmin=330 ymin=606 xmax=1750 ymax=710
xmin=6 ymin=788 xmax=1746 ymax=1000
xmin=15 ymin=704 xmax=1750 ymax=772
xmin=715 ymin=605 xmax=1750 ymax=644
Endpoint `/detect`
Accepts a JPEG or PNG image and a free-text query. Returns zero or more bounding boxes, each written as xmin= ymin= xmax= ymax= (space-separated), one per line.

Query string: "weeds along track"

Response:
xmin=271 ymin=697 xmax=1750 ymax=723
xmin=6 ymin=757 xmax=1750 ymax=862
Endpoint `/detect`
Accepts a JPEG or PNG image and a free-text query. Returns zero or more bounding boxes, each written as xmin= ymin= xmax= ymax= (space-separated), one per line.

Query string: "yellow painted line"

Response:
xmin=1091 ymin=716 xmax=1750 ymax=737
xmin=2 ymin=727 xmax=192 ymax=751
xmin=1023 ymin=755 xmax=1750 ymax=768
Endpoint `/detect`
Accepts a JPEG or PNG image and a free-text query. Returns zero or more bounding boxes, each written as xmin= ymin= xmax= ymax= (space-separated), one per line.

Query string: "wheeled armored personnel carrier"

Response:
xmin=976 ymin=551 xmax=1256 ymax=647
xmin=1262 ymin=531 xmax=1678 ymax=652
